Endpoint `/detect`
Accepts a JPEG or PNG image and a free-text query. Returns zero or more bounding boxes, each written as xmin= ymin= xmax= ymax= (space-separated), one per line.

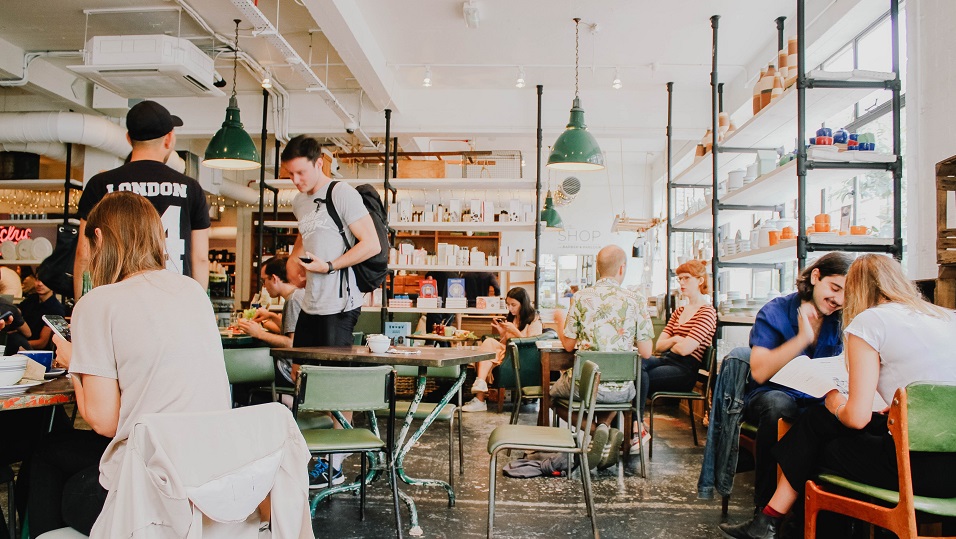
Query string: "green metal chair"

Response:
xmin=492 ymin=333 xmax=551 ymax=420
xmin=805 ymin=382 xmax=956 ymax=538
xmin=352 ymin=331 xmax=365 ymax=345
xmin=648 ymin=346 xmax=717 ymax=460
xmin=292 ymin=365 xmax=402 ymax=534
xmin=553 ymin=350 xmax=644 ymax=477
xmin=222 ymin=347 xmax=278 ymax=405
xmin=487 ymin=360 xmax=602 ymax=538
xmin=388 ymin=365 xmax=463 ymax=491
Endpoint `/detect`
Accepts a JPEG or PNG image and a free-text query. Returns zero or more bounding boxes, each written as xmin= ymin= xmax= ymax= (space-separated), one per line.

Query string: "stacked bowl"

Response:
xmin=0 ymin=355 xmax=28 ymax=386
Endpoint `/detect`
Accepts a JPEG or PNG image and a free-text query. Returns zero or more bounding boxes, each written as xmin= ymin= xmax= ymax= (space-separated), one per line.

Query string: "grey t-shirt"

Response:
xmin=292 ymin=181 xmax=368 ymax=315
xmin=281 ymin=288 xmax=305 ymax=335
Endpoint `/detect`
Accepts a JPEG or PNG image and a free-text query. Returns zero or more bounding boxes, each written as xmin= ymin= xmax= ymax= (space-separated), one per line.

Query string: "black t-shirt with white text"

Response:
xmin=78 ymin=160 xmax=210 ymax=277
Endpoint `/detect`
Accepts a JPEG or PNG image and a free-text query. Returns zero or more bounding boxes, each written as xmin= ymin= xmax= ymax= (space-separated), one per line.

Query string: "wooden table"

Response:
xmin=536 ymin=342 xmax=575 ymax=426
xmin=0 ymin=376 xmax=74 ymax=412
xmin=272 ymin=345 xmax=493 ymax=536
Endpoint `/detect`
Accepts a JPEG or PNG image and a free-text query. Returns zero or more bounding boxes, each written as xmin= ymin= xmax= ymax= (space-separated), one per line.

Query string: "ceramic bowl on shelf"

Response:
xmin=0 ymin=241 xmax=16 ymax=260
xmin=16 ymin=239 xmax=33 ymax=260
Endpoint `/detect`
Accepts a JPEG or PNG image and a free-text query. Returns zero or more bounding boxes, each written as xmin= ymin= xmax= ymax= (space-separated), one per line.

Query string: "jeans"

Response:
xmin=293 ymin=308 xmax=361 ymax=347
xmin=697 ymin=347 xmax=751 ymax=499
xmin=639 ymin=352 xmax=699 ymax=421
xmin=744 ymin=389 xmax=806 ymax=508
xmin=28 ymin=430 xmax=110 ymax=538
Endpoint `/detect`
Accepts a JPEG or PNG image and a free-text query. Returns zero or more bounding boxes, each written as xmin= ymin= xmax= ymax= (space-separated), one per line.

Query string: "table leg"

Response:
xmin=539 ymin=352 xmax=551 ymax=426
xmin=394 ymin=368 xmax=464 ymax=508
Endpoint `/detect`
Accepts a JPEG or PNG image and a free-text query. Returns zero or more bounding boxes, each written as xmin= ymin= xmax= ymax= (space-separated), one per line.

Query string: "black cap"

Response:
xmin=126 ymin=100 xmax=183 ymax=141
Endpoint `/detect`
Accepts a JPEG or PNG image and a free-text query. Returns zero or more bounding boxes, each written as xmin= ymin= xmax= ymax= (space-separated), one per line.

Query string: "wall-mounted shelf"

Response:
xmin=390 ymin=264 xmax=534 ymax=273
xmin=390 ymin=221 xmax=535 ymax=232
xmin=0 ymin=219 xmax=79 ymax=226
xmin=718 ymin=315 xmax=756 ymax=325
xmin=671 ymin=83 xmax=881 ymax=187
xmin=0 ymin=179 xmax=83 ymax=190
xmin=0 ymin=259 xmax=46 ymax=265
xmin=673 ymin=204 xmax=713 ymax=229
xmin=721 ymin=240 xmax=797 ymax=265
xmin=364 ymin=306 xmax=508 ymax=315
xmin=265 ymin=178 xmax=535 ymax=191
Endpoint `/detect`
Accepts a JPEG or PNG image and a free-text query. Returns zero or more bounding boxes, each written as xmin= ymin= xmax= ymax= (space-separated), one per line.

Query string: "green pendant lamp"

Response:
xmin=548 ymin=18 xmax=605 ymax=172
xmin=203 ymin=19 xmax=260 ymax=171
xmin=540 ymin=190 xmax=563 ymax=229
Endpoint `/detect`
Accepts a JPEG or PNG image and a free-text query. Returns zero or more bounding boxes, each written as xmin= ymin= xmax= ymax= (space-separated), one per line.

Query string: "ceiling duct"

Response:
xmin=69 ymin=35 xmax=225 ymax=98
xmin=230 ymin=0 xmax=374 ymax=147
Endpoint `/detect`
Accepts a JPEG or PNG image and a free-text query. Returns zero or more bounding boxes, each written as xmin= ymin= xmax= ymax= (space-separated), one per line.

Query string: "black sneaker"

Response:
xmin=308 ymin=459 xmax=345 ymax=489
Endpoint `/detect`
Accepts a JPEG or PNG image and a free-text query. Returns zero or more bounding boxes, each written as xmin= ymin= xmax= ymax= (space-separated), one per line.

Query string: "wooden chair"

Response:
xmin=648 ymin=346 xmax=717 ymax=459
xmin=487 ymin=360 xmax=602 ymax=538
xmin=805 ymin=383 xmax=956 ymax=538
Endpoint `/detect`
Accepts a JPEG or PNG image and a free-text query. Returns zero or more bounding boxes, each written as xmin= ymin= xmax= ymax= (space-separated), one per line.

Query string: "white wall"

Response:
xmin=905 ymin=0 xmax=956 ymax=280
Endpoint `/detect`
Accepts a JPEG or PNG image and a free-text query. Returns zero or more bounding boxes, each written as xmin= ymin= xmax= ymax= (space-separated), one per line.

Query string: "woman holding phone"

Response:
xmin=26 ymin=192 xmax=231 ymax=537
xmin=720 ymin=255 xmax=956 ymax=539
xmin=461 ymin=286 xmax=542 ymax=412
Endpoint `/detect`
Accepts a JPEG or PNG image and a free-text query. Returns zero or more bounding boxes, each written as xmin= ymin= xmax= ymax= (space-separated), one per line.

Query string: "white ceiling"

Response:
xmin=0 ymin=0 xmax=890 ymax=215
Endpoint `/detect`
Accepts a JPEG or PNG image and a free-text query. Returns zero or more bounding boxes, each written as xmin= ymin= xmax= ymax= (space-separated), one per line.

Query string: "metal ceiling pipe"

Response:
xmin=0 ymin=111 xmax=129 ymax=158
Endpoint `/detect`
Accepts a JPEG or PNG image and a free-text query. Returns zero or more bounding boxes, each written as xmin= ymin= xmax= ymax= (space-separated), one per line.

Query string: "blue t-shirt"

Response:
xmin=746 ymin=292 xmax=843 ymax=401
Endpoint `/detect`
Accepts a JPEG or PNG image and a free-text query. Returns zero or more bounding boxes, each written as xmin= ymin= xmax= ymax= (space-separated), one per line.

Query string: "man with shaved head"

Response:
xmin=553 ymin=245 xmax=654 ymax=470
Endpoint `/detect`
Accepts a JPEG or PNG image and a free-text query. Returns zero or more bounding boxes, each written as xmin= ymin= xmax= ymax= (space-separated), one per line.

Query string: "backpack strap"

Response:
xmin=319 ymin=181 xmax=349 ymax=301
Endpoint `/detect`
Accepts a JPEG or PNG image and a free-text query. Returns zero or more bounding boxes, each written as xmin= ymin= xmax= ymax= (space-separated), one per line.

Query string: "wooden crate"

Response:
xmin=936 ymin=155 xmax=956 ymax=265
xmin=397 ymin=159 xmax=445 ymax=178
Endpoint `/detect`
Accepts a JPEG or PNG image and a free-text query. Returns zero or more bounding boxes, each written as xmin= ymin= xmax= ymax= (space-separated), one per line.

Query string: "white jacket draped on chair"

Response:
xmin=91 ymin=403 xmax=314 ymax=539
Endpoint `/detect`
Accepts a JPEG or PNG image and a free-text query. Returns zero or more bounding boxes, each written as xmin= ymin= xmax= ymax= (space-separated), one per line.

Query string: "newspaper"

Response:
xmin=770 ymin=355 xmax=888 ymax=411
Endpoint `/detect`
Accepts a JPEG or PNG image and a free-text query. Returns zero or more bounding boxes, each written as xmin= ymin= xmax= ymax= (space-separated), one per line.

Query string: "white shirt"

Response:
xmin=844 ymin=302 xmax=956 ymax=404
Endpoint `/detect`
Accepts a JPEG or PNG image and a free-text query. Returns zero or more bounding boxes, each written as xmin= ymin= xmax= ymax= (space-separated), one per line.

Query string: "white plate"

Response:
xmin=0 ymin=241 xmax=16 ymax=260
xmin=0 ymin=380 xmax=44 ymax=396
xmin=16 ymin=238 xmax=33 ymax=260
xmin=32 ymin=237 xmax=53 ymax=260
xmin=44 ymin=368 xmax=67 ymax=379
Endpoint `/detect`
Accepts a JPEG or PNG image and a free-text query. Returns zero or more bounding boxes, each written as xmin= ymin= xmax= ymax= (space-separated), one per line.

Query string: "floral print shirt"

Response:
xmin=564 ymin=278 xmax=654 ymax=351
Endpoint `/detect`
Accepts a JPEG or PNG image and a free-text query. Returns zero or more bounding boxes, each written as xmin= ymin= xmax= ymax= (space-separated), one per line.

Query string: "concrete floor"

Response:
xmin=309 ymin=402 xmax=756 ymax=539
xmin=1 ymin=402 xmax=757 ymax=538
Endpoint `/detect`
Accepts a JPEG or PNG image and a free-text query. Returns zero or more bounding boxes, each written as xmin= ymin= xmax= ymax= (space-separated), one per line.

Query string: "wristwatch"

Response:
xmin=327 ymin=261 xmax=336 ymax=275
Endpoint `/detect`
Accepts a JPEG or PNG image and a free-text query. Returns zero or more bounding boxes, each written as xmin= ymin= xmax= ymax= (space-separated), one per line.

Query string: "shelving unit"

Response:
xmin=390 ymin=221 xmax=535 ymax=232
xmin=266 ymin=177 xmax=535 ymax=191
xmin=666 ymin=2 xmax=902 ymax=332
xmin=390 ymin=264 xmax=533 ymax=273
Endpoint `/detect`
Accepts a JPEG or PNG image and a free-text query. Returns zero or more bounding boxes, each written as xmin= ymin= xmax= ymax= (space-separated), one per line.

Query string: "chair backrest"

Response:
xmin=499 ymin=333 xmax=549 ymax=390
xmin=902 ymin=382 xmax=956 ymax=453
xmin=572 ymin=360 xmax=602 ymax=446
xmin=222 ymin=347 xmax=275 ymax=385
xmin=352 ymin=331 xmax=365 ymax=345
xmin=295 ymin=365 xmax=394 ymax=413
xmin=572 ymin=351 xmax=639 ymax=384
xmin=699 ymin=346 xmax=718 ymax=399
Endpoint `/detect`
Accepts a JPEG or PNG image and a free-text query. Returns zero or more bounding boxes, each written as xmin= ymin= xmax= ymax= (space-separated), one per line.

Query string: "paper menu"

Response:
xmin=769 ymin=355 xmax=889 ymax=411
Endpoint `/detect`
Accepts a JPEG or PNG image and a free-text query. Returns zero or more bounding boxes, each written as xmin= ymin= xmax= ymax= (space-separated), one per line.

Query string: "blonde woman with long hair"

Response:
xmin=27 ymin=192 xmax=230 ymax=537
xmin=721 ymin=254 xmax=956 ymax=539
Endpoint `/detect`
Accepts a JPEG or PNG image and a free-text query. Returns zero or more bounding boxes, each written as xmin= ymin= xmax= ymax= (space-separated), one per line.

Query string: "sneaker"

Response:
xmin=585 ymin=424 xmax=609 ymax=469
xmin=630 ymin=427 xmax=651 ymax=452
xmin=598 ymin=428 xmax=624 ymax=470
xmin=461 ymin=397 xmax=487 ymax=412
xmin=309 ymin=459 xmax=344 ymax=489
xmin=471 ymin=378 xmax=489 ymax=393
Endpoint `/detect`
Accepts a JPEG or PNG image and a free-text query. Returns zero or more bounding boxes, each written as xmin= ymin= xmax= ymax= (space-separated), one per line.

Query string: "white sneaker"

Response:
xmin=461 ymin=397 xmax=487 ymax=412
xmin=471 ymin=378 xmax=488 ymax=392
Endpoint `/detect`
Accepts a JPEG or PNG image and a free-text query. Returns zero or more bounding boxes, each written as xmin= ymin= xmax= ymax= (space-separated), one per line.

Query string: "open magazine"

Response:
xmin=770 ymin=355 xmax=889 ymax=412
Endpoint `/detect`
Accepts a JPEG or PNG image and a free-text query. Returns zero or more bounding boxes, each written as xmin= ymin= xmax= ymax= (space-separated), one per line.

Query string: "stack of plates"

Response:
xmin=0 ymin=241 xmax=16 ymax=260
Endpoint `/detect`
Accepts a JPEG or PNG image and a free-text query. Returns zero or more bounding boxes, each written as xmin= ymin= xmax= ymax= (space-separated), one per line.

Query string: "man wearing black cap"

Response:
xmin=73 ymin=100 xmax=210 ymax=297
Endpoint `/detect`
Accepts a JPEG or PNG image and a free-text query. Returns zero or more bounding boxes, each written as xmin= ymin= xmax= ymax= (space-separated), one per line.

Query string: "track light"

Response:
xmin=612 ymin=68 xmax=622 ymax=90
xmin=423 ymin=65 xmax=432 ymax=87
xmin=515 ymin=67 xmax=526 ymax=88
xmin=261 ymin=69 xmax=272 ymax=89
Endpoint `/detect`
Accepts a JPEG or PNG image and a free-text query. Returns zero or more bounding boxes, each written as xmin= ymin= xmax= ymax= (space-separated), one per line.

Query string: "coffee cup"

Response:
xmin=18 ymin=350 xmax=54 ymax=372
xmin=367 ymin=334 xmax=391 ymax=354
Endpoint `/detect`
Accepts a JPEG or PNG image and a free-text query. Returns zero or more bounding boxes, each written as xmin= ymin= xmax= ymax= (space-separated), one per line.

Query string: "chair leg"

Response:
xmin=387 ymin=449 xmax=403 ymax=539
xmin=495 ymin=389 xmax=505 ymax=414
xmin=689 ymin=399 xmax=699 ymax=446
xmin=648 ymin=399 xmax=655 ymax=460
xmin=509 ymin=389 xmax=521 ymax=425
xmin=457 ymin=405 xmax=465 ymax=475
xmin=360 ymin=452 xmax=367 ymax=520
xmin=448 ymin=419 xmax=455 ymax=490
xmin=488 ymin=452 xmax=499 ymax=538
xmin=578 ymin=452 xmax=599 ymax=538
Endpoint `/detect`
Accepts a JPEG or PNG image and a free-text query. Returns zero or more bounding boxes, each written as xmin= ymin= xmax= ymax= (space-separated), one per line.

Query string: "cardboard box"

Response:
xmin=397 ymin=160 xmax=445 ymax=178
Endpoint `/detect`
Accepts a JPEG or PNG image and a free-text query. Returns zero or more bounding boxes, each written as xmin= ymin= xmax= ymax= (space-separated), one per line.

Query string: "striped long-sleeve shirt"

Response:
xmin=662 ymin=304 xmax=717 ymax=362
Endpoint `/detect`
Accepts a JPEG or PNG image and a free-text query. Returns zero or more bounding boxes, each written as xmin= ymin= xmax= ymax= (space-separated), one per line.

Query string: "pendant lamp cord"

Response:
xmin=232 ymin=19 xmax=240 ymax=100
xmin=573 ymin=17 xmax=581 ymax=98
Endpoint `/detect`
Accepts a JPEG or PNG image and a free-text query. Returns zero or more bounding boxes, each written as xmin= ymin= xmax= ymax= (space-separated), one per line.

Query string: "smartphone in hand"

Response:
xmin=299 ymin=256 xmax=314 ymax=264
xmin=42 ymin=315 xmax=71 ymax=342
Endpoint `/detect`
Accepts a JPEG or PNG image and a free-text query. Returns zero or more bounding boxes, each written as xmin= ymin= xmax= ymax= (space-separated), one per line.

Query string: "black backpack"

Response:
xmin=325 ymin=181 xmax=390 ymax=293
xmin=37 ymin=223 xmax=79 ymax=299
